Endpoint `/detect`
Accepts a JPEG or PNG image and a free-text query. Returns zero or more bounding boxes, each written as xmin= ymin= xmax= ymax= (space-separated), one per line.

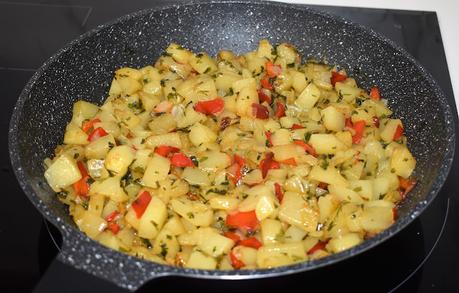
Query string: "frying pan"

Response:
xmin=8 ymin=0 xmax=455 ymax=291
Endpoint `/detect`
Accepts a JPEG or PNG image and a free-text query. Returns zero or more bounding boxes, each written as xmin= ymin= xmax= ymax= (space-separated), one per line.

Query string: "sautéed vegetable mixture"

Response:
xmin=44 ymin=40 xmax=416 ymax=270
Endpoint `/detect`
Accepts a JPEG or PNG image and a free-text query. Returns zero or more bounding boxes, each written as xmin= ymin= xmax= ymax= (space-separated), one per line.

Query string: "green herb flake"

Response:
xmin=304 ymin=132 xmax=312 ymax=142
xmin=160 ymin=243 xmax=168 ymax=258
xmin=187 ymin=212 xmax=195 ymax=219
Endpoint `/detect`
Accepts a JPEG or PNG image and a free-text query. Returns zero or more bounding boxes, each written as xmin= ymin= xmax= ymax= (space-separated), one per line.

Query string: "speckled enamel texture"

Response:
xmin=8 ymin=0 xmax=455 ymax=291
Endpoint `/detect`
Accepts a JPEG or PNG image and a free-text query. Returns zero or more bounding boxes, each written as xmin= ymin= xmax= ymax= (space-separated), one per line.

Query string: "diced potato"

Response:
xmin=276 ymin=43 xmax=298 ymax=65
xmin=189 ymin=122 xmax=217 ymax=147
xmin=87 ymin=159 xmax=109 ymax=180
xmin=146 ymin=133 xmax=182 ymax=149
xmin=257 ymin=242 xmax=307 ymax=268
xmin=238 ymin=185 xmax=277 ymax=220
xmin=185 ymin=251 xmax=217 ymax=269
xmin=104 ymin=145 xmax=134 ymax=177
xmin=44 ymin=154 xmax=82 ymax=191
xmin=236 ymin=87 xmax=259 ymax=117
xmin=257 ymin=39 xmax=275 ymax=59
xmin=71 ymin=100 xmax=99 ymax=126
xmin=279 ymin=192 xmax=319 ymax=232
xmin=90 ymin=176 xmax=128 ymax=202
xmin=318 ymin=194 xmax=339 ymax=222
xmin=349 ymin=180 xmax=374 ymax=201
xmin=152 ymin=229 xmax=179 ymax=261
xmin=162 ymin=216 xmax=186 ymax=236
xmin=291 ymin=71 xmax=308 ymax=93
xmin=166 ymin=43 xmax=193 ymax=64
xmin=390 ymin=146 xmax=416 ymax=178
xmin=170 ymin=197 xmax=213 ymax=227
xmin=271 ymin=129 xmax=291 ymax=146
xmin=85 ymin=134 xmax=116 ymax=159
xmin=77 ymin=211 xmax=107 ymax=239
xmin=335 ymin=82 xmax=362 ymax=103
xmin=148 ymin=113 xmax=177 ymax=135
xmin=326 ymin=233 xmax=362 ymax=253
xmin=64 ymin=122 xmax=89 ymax=145
xmin=284 ymin=225 xmax=307 ymax=243
xmin=309 ymin=134 xmax=346 ymax=154
xmin=380 ymin=119 xmax=403 ymax=143
xmin=328 ymin=185 xmax=364 ymax=204
xmin=138 ymin=196 xmax=167 ymax=239
xmin=261 ymin=218 xmax=283 ymax=245
xmin=199 ymin=151 xmax=231 ymax=172
xmin=142 ymin=154 xmax=170 ymax=188
xmin=321 ymin=106 xmax=345 ymax=132
xmin=87 ymin=193 xmax=105 ymax=216
xmin=295 ymin=83 xmax=320 ymax=110
xmin=209 ymin=196 xmax=239 ymax=210
xmin=190 ymin=52 xmax=217 ymax=74
xmin=181 ymin=167 xmax=211 ymax=186
xmin=232 ymin=78 xmax=256 ymax=94
xmin=309 ymin=166 xmax=348 ymax=187
xmin=195 ymin=228 xmax=234 ymax=257
xmin=272 ymin=144 xmax=301 ymax=162
xmin=335 ymin=131 xmax=353 ymax=148
xmin=130 ymin=149 xmax=152 ymax=171
xmin=372 ymin=177 xmax=390 ymax=200
xmin=360 ymin=200 xmax=394 ymax=233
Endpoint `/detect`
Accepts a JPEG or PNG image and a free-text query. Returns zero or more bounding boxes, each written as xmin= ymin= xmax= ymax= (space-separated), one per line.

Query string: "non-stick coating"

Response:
xmin=8 ymin=0 xmax=455 ymax=291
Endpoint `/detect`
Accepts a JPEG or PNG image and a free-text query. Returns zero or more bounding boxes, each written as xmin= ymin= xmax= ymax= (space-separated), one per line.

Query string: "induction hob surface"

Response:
xmin=1 ymin=1 xmax=458 ymax=292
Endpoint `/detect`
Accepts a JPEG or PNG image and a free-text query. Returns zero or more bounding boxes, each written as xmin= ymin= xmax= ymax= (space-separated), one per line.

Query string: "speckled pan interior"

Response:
xmin=8 ymin=0 xmax=455 ymax=291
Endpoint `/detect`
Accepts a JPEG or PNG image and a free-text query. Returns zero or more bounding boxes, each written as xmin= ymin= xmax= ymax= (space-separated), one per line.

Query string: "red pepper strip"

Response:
xmin=392 ymin=207 xmax=398 ymax=220
xmin=131 ymin=191 xmax=152 ymax=218
xmin=170 ymin=153 xmax=194 ymax=167
xmin=393 ymin=124 xmax=404 ymax=141
xmin=275 ymin=101 xmax=286 ymax=118
xmin=279 ymin=158 xmax=297 ymax=166
xmin=224 ymin=231 xmax=241 ymax=243
xmin=265 ymin=131 xmax=273 ymax=147
xmin=266 ymin=61 xmax=282 ymax=78
xmin=227 ymin=163 xmax=242 ymax=185
xmin=307 ymin=241 xmax=328 ymax=255
xmin=234 ymin=154 xmax=246 ymax=168
xmin=352 ymin=120 xmax=366 ymax=144
xmin=370 ymin=86 xmax=381 ymax=100
xmin=260 ymin=76 xmax=273 ymax=90
xmin=82 ymin=118 xmax=101 ymax=134
xmin=318 ymin=182 xmax=329 ymax=190
xmin=330 ymin=71 xmax=347 ymax=86
xmin=372 ymin=116 xmax=380 ymax=128
xmin=108 ymin=222 xmax=120 ymax=235
xmin=294 ymin=140 xmax=317 ymax=157
xmin=398 ymin=177 xmax=416 ymax=199
xmin=105 ymin=210 xmax=119 ymax=222
xmin=257 ymin=89 xmax=272 ymax=104
xmin=252 ymin=103 xmax=269 ymax=119
xmin=259 ymin=152 xmax=280 ymax=178
xmin=239 ymin=237 xmax=262 ymax=249
xmin=345 ymin=117 xmax=353 ymax=129
xmin=291 ymin=123 xmax=304 ymax=130
xmin=194 ymin=97 xmax=225 ymax=115
xmin=155 ymin=145 xmax=180 ymax=157
xmin=230 ymin=250 xmax=245 ymax=269
xmin=226 ymin=210 xmax=259 ymax=230
xmin=73 ymin=161 xmax=90 ymax=198
xmin=87 ymin=127 xmax=108 ymax=142
xmin=274 ymin=183 xmax=284 ymax=202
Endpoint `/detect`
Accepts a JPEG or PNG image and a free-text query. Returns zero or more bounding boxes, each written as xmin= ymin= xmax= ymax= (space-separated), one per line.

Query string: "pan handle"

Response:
xmin=34 ymin=226 xmax=170 ymax=292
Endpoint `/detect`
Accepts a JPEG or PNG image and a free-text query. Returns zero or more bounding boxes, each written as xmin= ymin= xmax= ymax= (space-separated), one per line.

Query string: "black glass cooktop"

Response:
xmin=1 ymin=1 xmax=458 ymax=292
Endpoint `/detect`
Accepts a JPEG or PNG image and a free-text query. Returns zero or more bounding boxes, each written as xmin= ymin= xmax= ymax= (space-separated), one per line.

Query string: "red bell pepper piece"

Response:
xmin=275 ymin=101 xmax=286 ymax=118
xmin=279 ymin=158 xmax=297 ymax=166
xmin=307 ymin=241 xmax=328 ymax=255
xmin=226 ymin=210 xmax=259 ymax=230
xmin=331 ymin=71 xmax=347 ymax=86
xmin=266 ymin=61 xmax=282 ymax=78
xmin=392 ymin=207 xmax=398 ymax=220
xmin=108 ymin=222 xmax=120 ymax=235
xmin=318 ymin=182 xmax=329 ymax=190
xmin=345 ymin=117 xmax=353 ymax=129
xmin=398 ymin=177 xmax=416 ymax=199
xmin=82 ymin=118 xmax=101 ymax=134
xmin=105 ymin=210 xmax=119 ymax=222
xmin=291 ymin=124 xmax=304 ymax=130
xmin=131 ymin=191 xmax=152 ymax=218
xmin=170 ymin=153 xmax=194 ymax=167
xmin=73 ymin=161 xmax=90 ymax=197
xmin=227 ymin=155 xmax=246 ymax=185
xmin=224 ymin=231 xmax=241 ymax=243
xmin=352 ymin=120 xmax=366 ymax=144
xmin=274 ymin=182 xmax=284 ymax=202
xmin=372 ymin=116 xmax=380 ymax=128
xmin=252 ymin=103 xmax=269 ymax=119
xmin=87 ymin=127 xmax=108 ymax=142
xmin=238 ymin=237 xmax=262 ymax=249
xmin=258 ymin=89 xmax=272 ymax=104
xmin=259 ymin=152 xmax=280 ymax=178
xmin=294 ymin=140 xmax=317 ymax=157
xmin=230 ymin=250 xmax=245 ymax=269
xmin=265 ymin=131 xmax=273 ymax=147
xmin=370 ymin=86 xmax=381 ymax=100
xmin=155 ymin=145 xmax=180 ymax=157
xmin=194 ymin=97 xmax=225 ymax=115
xmin=260 ymin=76 xmax=273 ymax=90
xmin=393 ymin=124 xmax=404 ymax=141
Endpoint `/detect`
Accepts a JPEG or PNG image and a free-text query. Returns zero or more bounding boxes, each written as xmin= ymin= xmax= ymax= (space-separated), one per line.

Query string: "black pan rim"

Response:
xmin=8 ymin=0 xmax=456 ymax=288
